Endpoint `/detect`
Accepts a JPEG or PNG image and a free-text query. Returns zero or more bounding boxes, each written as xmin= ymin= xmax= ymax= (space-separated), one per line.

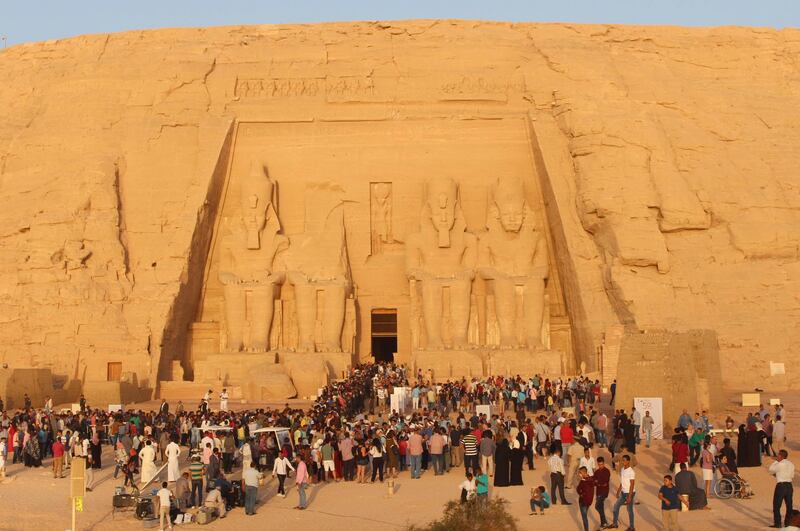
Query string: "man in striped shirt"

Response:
xmin=188 ymin=455 xmax=205 ymax=508
xmin=462 ymin=429 xmax=479 ymax=474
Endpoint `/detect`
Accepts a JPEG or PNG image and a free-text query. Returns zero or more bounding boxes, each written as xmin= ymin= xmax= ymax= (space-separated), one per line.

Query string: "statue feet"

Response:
xmin=452 ymin=338 xmax=471 ymax=350
xmin=297 ymin=342 xmax=315 ymax=353
xmin=319 ymin=344 xmax=343 ymax=353
xmin=425 ymin=339 xmax=445 ymax=350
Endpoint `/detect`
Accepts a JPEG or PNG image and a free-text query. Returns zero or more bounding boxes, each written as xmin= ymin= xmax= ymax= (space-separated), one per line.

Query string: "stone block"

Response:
xmin=0 ymin=368 xmax=54 ymax=409
xmin=486 ymin=348 xmax=563 ymax=377
xmin=411 ymin=350 xmax=485 ymax=382
xmin=615 ymin=329 xmax=725 ymax=433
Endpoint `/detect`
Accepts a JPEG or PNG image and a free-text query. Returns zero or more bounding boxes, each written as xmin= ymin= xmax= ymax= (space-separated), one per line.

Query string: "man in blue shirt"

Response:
xmin=657 ymin=474 xmax=681 ymax=530
xmin=677 ymin=409 xmax=692 ymax=430
xmin=693 ymin=412 xmax=707 ymax=431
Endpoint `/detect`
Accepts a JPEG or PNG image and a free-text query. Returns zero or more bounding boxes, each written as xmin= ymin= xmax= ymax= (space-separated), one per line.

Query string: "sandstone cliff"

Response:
xmin=0 ymin=20 xmax=798 ymax=394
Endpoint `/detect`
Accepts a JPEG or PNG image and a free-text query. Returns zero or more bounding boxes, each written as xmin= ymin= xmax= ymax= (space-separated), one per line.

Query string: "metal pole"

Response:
xmin=71 ymin=499 xmax=76 ymax=531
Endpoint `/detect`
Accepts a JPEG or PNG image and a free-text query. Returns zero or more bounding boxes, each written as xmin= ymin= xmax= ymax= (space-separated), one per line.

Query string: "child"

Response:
xmin=475 ymin=466 xmax=489 ymax=502
xmin=530 ymin=485 xmax=551 ymax=515
xmin=459 ymin=472 xmax=476 ymax=504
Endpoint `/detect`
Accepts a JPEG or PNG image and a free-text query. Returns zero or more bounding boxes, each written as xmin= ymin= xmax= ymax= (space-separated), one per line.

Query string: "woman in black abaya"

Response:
xmin=737 ymin=424 xmax=761 ymax=467
xmin=493 ymin=438 xmax=511 ymax=487
xmin=509 ymin=439 xmax=524 ymax=486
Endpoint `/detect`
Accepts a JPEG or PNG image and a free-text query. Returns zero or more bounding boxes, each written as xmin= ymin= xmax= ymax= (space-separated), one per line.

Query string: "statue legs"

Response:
xmin=524 ymin=277 xmax=546 ymax=347
xmin=247 ymin=284 xmax=274 ymax=351
xmin=421 ymin=282 xmax=444 ymax=349
xmin=292 ymin=280 xmax=348 ymax=352
xmin=320 ymin=284 xmax=346 ymax=352
xmin=223 ymin=284 xmax=246 ymax=352
xmin=294 ymin=283 xmax=316 ymax=352
xmin=493 ymin=278 xmax=517 ymax=348
xmin=449 ymin=279 xmax=472 ymax=349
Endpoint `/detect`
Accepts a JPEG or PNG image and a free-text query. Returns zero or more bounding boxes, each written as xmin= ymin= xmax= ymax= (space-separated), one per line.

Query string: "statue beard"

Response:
xmin=433 ymin=210 xmax=454 ymax=247
xmin=244 ymin=216 xmax=265 ymax=249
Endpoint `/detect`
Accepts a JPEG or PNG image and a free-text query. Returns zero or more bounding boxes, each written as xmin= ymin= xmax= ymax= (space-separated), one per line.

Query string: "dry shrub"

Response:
xmin=407 ymin=498 xmax=517 ymax=531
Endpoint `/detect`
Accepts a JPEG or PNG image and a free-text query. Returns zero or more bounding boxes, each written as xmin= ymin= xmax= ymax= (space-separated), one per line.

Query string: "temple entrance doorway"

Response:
xmin=371 ymin=309 xmax=397 ymax=363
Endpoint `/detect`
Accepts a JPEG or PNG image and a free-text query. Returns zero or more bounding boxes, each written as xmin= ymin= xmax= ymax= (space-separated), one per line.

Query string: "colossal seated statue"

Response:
xmin=285 ymin=183 xmax=352 ymax=353
xmin=406 ymin=177 xmax=476 ymax=350
xmin=478 ymin=177 xmax=549 ymax=348
xmin=218 ymin=164 xmax=288 ymax=352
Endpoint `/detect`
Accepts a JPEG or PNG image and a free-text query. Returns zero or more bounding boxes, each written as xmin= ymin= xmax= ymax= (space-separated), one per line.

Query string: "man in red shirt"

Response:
xmin=52 ymin=435 xmax=65 ymax=478
xmin=576 ymin=466 xmax=595 ymax=531
xmin=594 ymin=456 xmax=611 ymax=528
xmin=561 ymin=422 xmax=575 ymax=469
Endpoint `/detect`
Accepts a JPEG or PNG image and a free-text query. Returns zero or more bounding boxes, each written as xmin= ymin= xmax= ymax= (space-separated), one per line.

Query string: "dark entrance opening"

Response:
xmin=371 ymin=309 xmax=397 ymax=363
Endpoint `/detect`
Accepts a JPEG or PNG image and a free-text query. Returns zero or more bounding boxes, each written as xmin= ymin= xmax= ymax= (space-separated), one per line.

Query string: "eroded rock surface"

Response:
xmin=0 ymin=21 xmax=798 ymax=394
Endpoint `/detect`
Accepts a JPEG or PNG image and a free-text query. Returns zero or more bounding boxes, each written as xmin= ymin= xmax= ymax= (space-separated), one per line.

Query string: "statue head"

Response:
xmin=492 ymin=177 xmax=527 ymax=233
xmin=425 ymin=177 xmax=458 ymax=247
xmin=240 ymin=163 xmax=274 ymax=249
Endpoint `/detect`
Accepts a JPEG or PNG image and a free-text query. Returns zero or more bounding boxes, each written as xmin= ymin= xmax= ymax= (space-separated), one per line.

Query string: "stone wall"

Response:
xmin=0 ymin=21 xmax=799 ymax=398
xmin=615 ymin=329 xmax=725 ymax=432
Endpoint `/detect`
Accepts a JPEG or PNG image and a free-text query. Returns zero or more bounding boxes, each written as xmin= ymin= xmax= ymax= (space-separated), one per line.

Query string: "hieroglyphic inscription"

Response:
xmin=325 ymin=76 xmax=378 ymax=102
xmin=235 ymin=76 xmax=381 ymax=101
xmin=439 ymin=76 xmax=526 ymax=102
xmin=235 ymin=77 xmax=323 ymax=99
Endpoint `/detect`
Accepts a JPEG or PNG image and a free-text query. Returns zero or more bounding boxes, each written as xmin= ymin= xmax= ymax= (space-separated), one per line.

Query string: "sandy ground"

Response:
xmin=0 ymin=390 xmax=795 ymax=531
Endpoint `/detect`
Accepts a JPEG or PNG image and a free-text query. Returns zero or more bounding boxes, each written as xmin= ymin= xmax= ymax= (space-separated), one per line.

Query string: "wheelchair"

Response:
xmin=714 ymin=473 xmax=754 ymax=499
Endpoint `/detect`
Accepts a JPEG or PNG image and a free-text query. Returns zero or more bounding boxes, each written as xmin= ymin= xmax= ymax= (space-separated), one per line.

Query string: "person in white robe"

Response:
xmin=139 ymin=440 xmax=158 ymax=486
xmin=242 ymin=438 xmax=253 ymax=471
xmin=166 ymin=438 xmax=181 ymax=482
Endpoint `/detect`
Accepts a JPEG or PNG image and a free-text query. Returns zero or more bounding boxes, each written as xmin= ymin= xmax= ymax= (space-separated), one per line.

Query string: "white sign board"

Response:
xmin=742 ymin=393 xmax=760 ymax=407
xmin=633 ymin=397 xmax=664 ymax=440
xmin=391 ymin=387 xmax=412 ymax=415
xmin=70 ymin=403 xmax=81 ymax=414
xmin=476 ymin=405 xmax=492 ymax=418
xmin=770 ymin=362 xmax=785 ymax=376
xmin=108 ymin=404 xmax=124 ymax=413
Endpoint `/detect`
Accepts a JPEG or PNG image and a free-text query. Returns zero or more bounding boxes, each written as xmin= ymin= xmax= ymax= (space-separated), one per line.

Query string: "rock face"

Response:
xmin=0 ymin=20 xmax=799 ymax=402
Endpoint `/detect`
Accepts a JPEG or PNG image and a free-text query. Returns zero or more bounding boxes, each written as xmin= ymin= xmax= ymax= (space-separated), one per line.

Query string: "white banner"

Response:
xmin=391 ymin=386 xmax=412 ymax=415
xmin=634 ymin=397 xmax=663 ymax=440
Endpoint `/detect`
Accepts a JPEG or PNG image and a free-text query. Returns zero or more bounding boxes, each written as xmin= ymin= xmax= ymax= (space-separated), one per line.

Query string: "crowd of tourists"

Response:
xmin=0 ymin=365 xmax=796 ymax=530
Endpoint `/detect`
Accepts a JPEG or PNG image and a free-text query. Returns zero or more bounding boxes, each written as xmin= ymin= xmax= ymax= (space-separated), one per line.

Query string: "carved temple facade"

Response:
xmin=12 ymin=23 xmax=784 ymax=410
xmin=181 ymin=118 xmax=577 ymax=399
